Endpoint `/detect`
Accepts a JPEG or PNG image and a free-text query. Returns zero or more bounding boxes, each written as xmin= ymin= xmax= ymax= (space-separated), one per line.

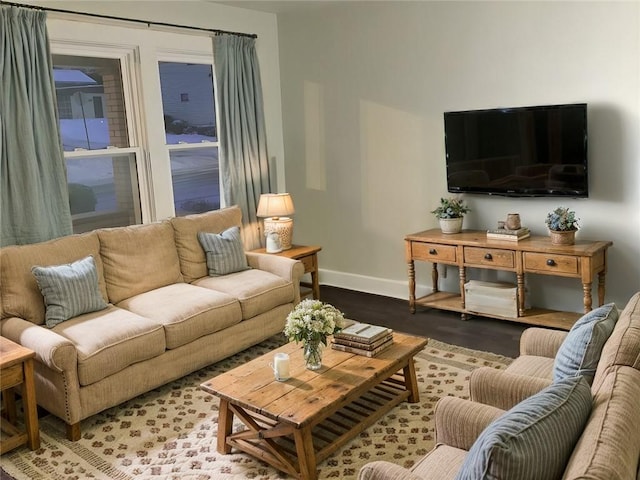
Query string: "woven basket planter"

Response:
xmin=549 ymin=229 xmax=576 ymax=245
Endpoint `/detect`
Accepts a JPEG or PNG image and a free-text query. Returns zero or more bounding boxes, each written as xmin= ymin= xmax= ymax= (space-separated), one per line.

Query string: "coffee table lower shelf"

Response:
xmin=219 ymin=372 xmax=410 ymax=478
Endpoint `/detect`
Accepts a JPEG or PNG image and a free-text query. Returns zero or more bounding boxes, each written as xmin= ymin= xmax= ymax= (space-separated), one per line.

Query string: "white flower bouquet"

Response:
xmin=283 ymin=299 xmax=346 ymax=346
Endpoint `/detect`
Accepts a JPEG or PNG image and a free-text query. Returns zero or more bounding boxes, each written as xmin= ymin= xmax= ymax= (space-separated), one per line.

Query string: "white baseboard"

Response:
xmin=317 ymin=268 xmax=431 ymax=301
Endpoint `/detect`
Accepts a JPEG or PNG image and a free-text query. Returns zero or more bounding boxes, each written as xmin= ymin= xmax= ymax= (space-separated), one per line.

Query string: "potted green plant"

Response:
xmin=545 ymin=206 xmax=579 ymax=245
xmin=431 ymin=197 xmax=470 ymax=234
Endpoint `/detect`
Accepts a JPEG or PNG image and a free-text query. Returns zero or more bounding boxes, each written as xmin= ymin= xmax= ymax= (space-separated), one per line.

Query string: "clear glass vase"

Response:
xmin=303 ymin=340 xmax=323 ymax=371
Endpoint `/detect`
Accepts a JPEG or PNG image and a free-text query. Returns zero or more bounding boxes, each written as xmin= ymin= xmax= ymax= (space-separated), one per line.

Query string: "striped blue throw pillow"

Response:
xmin=32 ymin=255 xmax=108 ymax=328
xmin=455 ymin=375 xmax=592 ymax=480
xmin=197 ymin=226 xmax=250 ymax=276
xmin=553 ymin=303 xmax=618 ymax=384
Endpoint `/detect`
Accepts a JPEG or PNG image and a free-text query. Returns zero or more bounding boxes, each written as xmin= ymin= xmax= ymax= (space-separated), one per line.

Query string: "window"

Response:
xmin=159 ymin=61 xmax=220 ymax=215
xmin=48 ymin=21 xmax=221 ymax=229
xmin=53 ymin=53 xmax=142 ymax=233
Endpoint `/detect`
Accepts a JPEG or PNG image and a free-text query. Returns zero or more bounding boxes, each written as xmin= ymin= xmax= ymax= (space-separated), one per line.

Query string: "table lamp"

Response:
xmin=257 ymin=193 xmax=295 ymax=251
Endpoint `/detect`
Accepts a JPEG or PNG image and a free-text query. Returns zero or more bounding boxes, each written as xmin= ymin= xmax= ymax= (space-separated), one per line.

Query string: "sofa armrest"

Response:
xmin=358 ymin=461 xmax=423 ymax=480
xmin=0 ymin=317 xmax=77 ymax=373
xmin=246 ymin=253 xmax=305 ymax=304
xmin=434 ymin=396 xmax=504 ymax=451
xmin=469 ymin=367 xmax=553 ymax=410
xmin=519 ymin=327 xmax=567 ymax=357
xmin=245 ymin=252 xmax=304 ymax=281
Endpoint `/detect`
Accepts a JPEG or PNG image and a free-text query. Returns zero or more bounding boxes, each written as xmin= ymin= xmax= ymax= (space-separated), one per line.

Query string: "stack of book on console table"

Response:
xmin=486 ymin=227 xmax=530 ymax=241
xmin=332 ymin=322 xmax=393 ymax=357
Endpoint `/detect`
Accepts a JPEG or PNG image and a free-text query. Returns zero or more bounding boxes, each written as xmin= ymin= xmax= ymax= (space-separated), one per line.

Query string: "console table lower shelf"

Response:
xmin=417 ymin=291 xmax=582 ymax=330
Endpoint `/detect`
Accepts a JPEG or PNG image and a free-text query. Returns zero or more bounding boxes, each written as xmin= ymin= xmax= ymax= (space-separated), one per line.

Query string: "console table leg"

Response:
xmin=583 ymin=283 xmax=593 ymax=313
xmin=407 ymin=260 xmax=416 ymax=314
xmin=598 ymin=272 xmax=606 ymax=306
xmin=431 ymin=263 xmax=439 ymax=293
xmin=459 ymin=266 xmax=466 ymax=309
xmin=517 ymin=274 xmax=526 ymax=316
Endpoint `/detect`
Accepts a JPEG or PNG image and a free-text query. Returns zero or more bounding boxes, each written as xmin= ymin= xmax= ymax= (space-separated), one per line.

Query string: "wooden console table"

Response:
xmin=405 ymin=229 xmax=612 ymax=330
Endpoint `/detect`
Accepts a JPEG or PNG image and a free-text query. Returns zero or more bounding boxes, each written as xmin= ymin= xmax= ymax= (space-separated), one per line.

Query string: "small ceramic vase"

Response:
xmin=505 ymin=213 xmax=521 ymax=230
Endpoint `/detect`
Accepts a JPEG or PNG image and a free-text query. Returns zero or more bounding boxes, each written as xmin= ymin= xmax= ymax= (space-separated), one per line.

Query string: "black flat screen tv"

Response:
xmin=444 ymin=103 xmax=588 ymax=197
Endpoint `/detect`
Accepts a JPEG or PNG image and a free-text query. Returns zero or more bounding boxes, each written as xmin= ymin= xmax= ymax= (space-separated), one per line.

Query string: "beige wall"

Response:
xmin=277 ymin=1 xmax=640 ymax=311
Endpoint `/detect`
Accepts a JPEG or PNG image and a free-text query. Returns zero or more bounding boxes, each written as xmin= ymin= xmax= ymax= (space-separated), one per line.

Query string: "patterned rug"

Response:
xmin=1 ymin=336 xmax=512 ymax=480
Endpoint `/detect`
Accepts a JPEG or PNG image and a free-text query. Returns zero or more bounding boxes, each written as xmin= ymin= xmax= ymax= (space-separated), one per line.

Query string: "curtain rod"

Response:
xmin=0 ymin=1 xmax=257 ymax=38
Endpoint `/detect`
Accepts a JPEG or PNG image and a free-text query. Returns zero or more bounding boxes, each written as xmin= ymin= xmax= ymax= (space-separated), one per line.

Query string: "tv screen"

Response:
xmin=444 ymin=103 xmax=588 ymax=197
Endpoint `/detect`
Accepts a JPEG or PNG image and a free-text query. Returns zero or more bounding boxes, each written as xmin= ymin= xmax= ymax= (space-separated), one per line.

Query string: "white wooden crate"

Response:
xmin=464 ymin=280 xmax=519 ymax=318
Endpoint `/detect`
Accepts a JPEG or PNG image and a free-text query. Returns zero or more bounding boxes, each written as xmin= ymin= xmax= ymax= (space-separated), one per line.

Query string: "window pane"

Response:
xmin=66 ymin=153 xmax=142 ymax=233
xmin=159 ymin=62 xmax=217 ymax=144
xmin=170 ymin=147 xmax=219 ymax=216
xmin=53 ymin=55 xmax=129 ymax=151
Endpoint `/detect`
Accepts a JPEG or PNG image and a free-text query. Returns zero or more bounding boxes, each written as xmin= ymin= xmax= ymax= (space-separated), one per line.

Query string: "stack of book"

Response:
xmin=332 ymin=322 xmax=393 ymax=357
xmin=486 ymin=227 xmax=530 ymax=241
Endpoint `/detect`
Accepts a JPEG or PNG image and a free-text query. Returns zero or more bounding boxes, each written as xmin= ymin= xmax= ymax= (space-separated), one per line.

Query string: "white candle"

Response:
xmin=273 ymin=353 xmax=290 ymax=381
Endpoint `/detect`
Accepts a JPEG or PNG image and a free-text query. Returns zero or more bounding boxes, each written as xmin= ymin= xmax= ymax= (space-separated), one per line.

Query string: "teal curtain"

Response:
xmin=213 ymin=34 xmax=271 ymax=250
xmin=0 ymin=5 xmax=72 ymax=246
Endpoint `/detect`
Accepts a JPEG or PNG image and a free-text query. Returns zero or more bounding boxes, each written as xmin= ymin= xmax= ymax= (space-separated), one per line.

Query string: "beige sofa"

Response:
xmin=358 ymin=292 xmax=640 ymax=480
xmin=0 ymin=206 xmax=304 ymax=441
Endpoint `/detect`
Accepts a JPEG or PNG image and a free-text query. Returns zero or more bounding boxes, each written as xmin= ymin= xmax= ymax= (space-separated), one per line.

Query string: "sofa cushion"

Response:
xmin=554 ymin=303 xmax=618 ymax=384
xmin=97 ymin=221 xmax=183 ymax=304
xmin=0 ymin=232 xmax=107 ymax=325
xmin=52 ymin=305 xmax=166 ymax=386
xmin=32 ymin=255 xmax=108 ymax=328
xmin=194 ymin=269 xmax=294 ymax=320
xmin=455 ymin=375 xmax=592 ymax=480
xmin=170 ymin=206 xmax=243 ymax=283
xmin=198 ymin=226 xmax=250 ymax=276
xmin=117 ymin=283 xmax=242 ymax=349
xmin=563 ymin=366 xmax=640 ymax=480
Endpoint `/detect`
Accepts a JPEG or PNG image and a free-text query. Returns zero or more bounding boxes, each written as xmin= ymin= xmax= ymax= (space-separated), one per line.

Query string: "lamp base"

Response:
xmin=264 ymin=217 xmax=293 ymax=250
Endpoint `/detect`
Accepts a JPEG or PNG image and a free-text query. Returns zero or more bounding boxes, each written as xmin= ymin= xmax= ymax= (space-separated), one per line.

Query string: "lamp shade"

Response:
xmin=256 ymin=193 xmax=295 ymax=218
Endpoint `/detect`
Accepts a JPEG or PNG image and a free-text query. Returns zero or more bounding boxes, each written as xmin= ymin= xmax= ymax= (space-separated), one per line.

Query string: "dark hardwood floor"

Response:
xmin=320 ymin=285 xmax=529 ymax=358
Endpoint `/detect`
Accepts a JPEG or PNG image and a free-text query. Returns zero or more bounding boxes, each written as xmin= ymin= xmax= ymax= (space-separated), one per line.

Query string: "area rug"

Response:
xmin=1 ymin=336 xmax=512 ymax=480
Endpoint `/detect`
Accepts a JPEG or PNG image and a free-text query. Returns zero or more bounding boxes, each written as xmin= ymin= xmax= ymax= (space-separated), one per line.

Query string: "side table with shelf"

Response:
xmin=251 ymin=245 xmax=322 ymax=300
xmin=1 ymin=336 xmax=40 ymax=454
xmin=404 ymin=229 xmax=612 ymax=330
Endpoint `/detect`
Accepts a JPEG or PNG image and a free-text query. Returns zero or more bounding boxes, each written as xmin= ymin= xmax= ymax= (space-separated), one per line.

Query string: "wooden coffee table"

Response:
xmin=200 ymin=331 xmax=428 ymax=480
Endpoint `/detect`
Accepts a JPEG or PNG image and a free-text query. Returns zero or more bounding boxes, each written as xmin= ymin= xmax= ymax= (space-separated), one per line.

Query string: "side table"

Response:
xmin=251 ymin=245 xmax=322 ymax=300
xmin=1 ymin=337 xmax=40 ymax=454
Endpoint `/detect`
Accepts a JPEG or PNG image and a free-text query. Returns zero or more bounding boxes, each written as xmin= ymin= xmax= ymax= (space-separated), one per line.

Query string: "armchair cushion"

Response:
xmin=455 ymin=375 xmax=592 ymax=480
xmin=32 ymin=255 xmax=108 ymax=328
xmin=469 ymin=367 xmax=553 ymax=410
xmin=553 ymin=303 xmax=618 ymax=384
xmin=198 ymin=226 xmax=250 ymax=276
